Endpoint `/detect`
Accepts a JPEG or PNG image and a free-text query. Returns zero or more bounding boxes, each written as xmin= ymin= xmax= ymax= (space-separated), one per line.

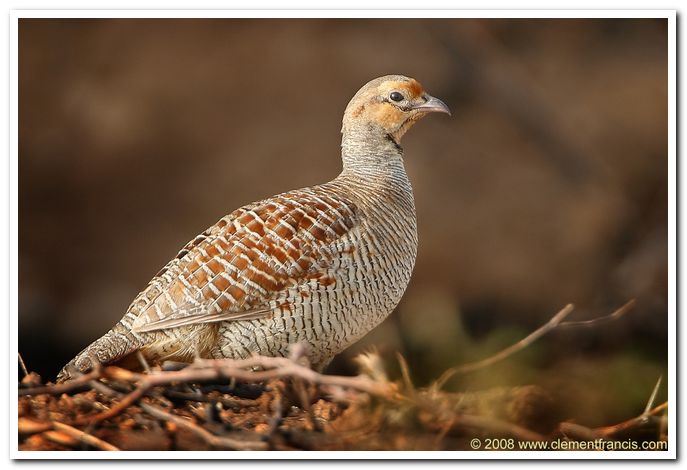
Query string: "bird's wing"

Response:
xmin=130 ymin=186 xmax=359 ymax=334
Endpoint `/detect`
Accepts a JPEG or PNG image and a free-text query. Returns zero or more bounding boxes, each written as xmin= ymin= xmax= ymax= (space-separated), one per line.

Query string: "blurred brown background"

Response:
xmin=19 ymin=18 xmax=668 ymax=426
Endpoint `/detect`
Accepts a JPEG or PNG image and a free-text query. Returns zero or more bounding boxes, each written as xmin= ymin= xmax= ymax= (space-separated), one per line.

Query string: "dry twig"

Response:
xmin=50 ymin=421 xmax=120 ymax=451
xmin=558 ymin=299 xmax=636 ymax=329
xmin=434 ymin=300 xmax=636 ymax=390
xmin=81 ymin=355 xmax=393 ymax=425
xmin=433 ymin=304 xmax=575 ymax=389
xmin=559 ymin=402 xmax=668 ymax=440
xmin=137 ymin=351 xmax=152 ymax=374
xmin=595 ymin=402 xmax=668 ymax=437
xmin=19 ymin=368 xmax=102 ymax=397
xmin=138 ymin=402 xmax=267 ymax=450
xmin=18 ymin=417 xmax=52 ymax=435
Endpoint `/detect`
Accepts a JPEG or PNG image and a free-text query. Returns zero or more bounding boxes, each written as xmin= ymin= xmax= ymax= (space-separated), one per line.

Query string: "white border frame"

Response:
xmin=9 ymin=9 xmax=676 ymax=460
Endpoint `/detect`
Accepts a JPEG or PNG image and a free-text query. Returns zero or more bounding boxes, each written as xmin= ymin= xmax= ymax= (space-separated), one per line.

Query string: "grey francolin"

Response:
xmin=56 ymin=75 xmax=450 ymax=382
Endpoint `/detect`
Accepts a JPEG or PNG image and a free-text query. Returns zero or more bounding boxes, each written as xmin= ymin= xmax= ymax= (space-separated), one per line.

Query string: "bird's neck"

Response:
xmin=336 ymin=129 xmax=415 ymax=216
xmin=339 ymin=128 xmax=406 ymax=179
xmin=335 ymin=129 xmax=416 ymax=228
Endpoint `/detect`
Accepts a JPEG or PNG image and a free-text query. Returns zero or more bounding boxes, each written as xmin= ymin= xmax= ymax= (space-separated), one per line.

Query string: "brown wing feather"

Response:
xmin=131 ymin=187 xmax=358 ymax=334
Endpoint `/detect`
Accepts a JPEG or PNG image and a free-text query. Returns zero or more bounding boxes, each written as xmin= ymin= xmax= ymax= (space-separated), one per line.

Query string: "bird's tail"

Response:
xmin=56 ymin=321 xmax=143 ymax=383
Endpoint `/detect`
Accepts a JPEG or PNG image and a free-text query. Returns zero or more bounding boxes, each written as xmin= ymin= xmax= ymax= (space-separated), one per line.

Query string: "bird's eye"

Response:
xmin=389 ymin=91 xmax=404 ymax=102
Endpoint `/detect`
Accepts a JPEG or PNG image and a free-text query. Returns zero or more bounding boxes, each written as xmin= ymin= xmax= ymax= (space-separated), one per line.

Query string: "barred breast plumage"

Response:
xmin=57 ymin=74 xmax=450 ymax=382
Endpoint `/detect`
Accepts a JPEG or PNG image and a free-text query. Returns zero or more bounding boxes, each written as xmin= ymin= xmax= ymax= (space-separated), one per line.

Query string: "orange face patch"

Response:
xmin=367 ymin=103 xmax=408 ymax=131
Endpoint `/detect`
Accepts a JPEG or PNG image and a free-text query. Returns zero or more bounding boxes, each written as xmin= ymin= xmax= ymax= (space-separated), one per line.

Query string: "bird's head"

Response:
xmin=342 ymin=75 xmax=450 ymax=144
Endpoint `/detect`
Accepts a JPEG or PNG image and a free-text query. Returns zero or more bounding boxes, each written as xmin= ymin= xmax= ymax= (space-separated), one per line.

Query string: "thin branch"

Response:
xmin=293 ymin=378 xmax=320 ymax=432
xmin=595 ymin=402 xmax=668 ymax=437
xmin=137 ymin=351 xmax=152 ymax=374
xmin=43 ymin=430 xmax=80 ymax=448
xmin=595 ymin=378 xmax=666 ymax=438
xmin=88 ymin=377 xmax=120 ymax=398
xmin=138 ymin=402 xmax=267 ymax=450
xmin=164 ymin=389 xmax=257 ymax=409
xmin=76 ymin=385 xmax=147 ymax=425
xmin=560 ymin=401 xmax=668 ymax=440
xmin=434 ymin=300 xmax=636 ymax=390
xmin=558 ymin=299 xmax=636 ymax=329
xmin=19 ymin=368 xmax=102 ymax=397
xmin=18 ymin=417 xmax=52 ymax=435
xmin=50 ymin=421 xmax=120 ymax=451
xmin=265 ymin=391 xmax=285 ymax=443
xmin=433 ymin=304 xmax=575 ymax=389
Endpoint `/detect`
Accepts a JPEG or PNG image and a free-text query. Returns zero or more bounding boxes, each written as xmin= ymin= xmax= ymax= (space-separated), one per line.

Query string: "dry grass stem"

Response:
xmin=18 ymin=352 xmax=29 ymax=378
xmin=396 ymin=352 xmax=415 ymax=395
xmin=643 ymin=375 xmax=663 ymax=416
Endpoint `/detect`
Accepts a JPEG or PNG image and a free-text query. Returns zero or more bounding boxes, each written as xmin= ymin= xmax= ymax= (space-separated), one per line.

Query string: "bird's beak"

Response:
xmin=413 ymin=95 xmax=451 ymax=116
